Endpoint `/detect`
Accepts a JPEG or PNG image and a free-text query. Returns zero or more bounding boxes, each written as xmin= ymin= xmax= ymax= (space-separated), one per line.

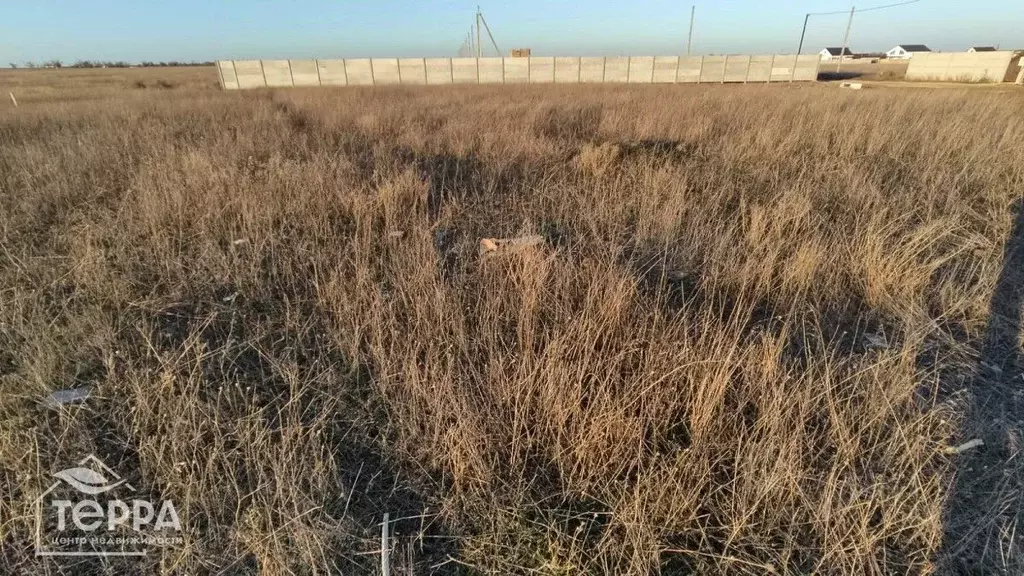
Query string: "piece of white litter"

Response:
xmin=232 ymin=238 xmax=249 ymax=246
xmin=478 ymin=235 xmax=545 ymax=258
xmin=387 ymin=230 xmax=405 ymax=239
xmin=839 ymin=82 xmax=863 ymax=90
xmin=222 ymin=292 xmax=238 ymax=302
xmin=9 ymin=92 xmax=17 ymax=107
xmin=44 ymin=387 xmax=90 ymax=408
xmin=864 ymin=333 xmax=888 ymax=350
xmin=943 ymin=438 xmax=984 ymax=455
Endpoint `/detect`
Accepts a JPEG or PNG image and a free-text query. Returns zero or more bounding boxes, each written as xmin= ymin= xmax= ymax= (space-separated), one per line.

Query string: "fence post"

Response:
xmin=259 ymin=60 xmax=268 ymax=88
xmin=722 ymin=55 xmax=728 ymax=84
xmin=286 ymin=60 xmax=295 ymax=87
xmin=343 ymin=59 xmax=349 ymax=85
xmin=381 ymin=513 xmax=390 ymax=576
xmin=743 ymin=56 xmax=751 ymax=83
xmin=674 ymin=56 xmax=681 ymax=83
xmin=397 ymin=58 xmax=403 ymax=85
xmin=369 ymin=59 xmax=376 ymax=85
xmin=423 ymin=57 xmax=428 ymax=84
xmin=449 ymin=57 xmax=454 ymax=83
xmin=314 ymin=59 xmax=322 ymax=86
xmin=601 ymin=57 xmax=607 ymax=82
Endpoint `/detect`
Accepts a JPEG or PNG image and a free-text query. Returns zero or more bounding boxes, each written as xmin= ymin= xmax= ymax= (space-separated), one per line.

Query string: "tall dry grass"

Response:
xmin=1 ymin=68 xmax=1023 ymax=574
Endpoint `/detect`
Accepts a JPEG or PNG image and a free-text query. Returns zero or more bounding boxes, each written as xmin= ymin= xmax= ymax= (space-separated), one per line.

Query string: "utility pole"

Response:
xmin=476 ymin=6 xmax=482 ymax=57
xmin=796 ymin=13 xmax=810 ymax=55
xmin=837 ymin=6 xmax=854 ymax=73
xmin=686 ymin=5 xmax=695 ymax=56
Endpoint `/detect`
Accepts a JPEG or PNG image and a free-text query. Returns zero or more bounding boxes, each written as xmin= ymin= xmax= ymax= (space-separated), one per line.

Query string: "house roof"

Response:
xmin=893 ymin=44 xmax=931 ymax=52
xmin=970 ymin=46 xmax=997 ymax=51
xmin=822 ymin=47 xmax=855 ymax=56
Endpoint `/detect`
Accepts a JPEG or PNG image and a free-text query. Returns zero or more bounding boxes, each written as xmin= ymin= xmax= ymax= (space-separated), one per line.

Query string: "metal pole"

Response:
xmin=796 ymin=13 xmax=809 ymax=55
xmin=686 ymin=5 xmax=695 ymax=56
xmin=837 ymin=6 xmax=854 ymax=73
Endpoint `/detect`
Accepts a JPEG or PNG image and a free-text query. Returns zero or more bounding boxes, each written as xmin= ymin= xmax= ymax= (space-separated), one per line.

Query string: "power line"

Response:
xmin=797 ymin=0 xmax=923 ymax=55
xmin=807 ymin=0 xmax=920 ymax=16
xmin=854 ymin=0 xmax=921 ymax=13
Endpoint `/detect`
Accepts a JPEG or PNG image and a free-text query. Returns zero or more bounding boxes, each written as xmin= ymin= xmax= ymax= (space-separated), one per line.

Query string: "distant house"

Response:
xmin=886 ymin=44 xmax=931 ymax=59
xmin=968 ymin=46 xmax=997 ymax=52
xmin=819 ymin=47 xmax=855 ymax=62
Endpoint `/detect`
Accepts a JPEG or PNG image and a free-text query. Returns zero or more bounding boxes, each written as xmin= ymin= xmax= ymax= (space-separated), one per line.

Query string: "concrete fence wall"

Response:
xmin=216 ymin=55 xmax=821 ymax=90
xmin=905 ymin=51 xmax=1020 ymax=83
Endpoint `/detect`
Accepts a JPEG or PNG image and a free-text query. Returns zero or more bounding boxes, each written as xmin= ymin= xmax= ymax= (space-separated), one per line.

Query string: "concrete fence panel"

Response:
xmin=530 ymin=57 xmax=556 ymax=83
xmin=317 ymin=59 xmax=347 ymax=86
xmin=969 ymin=52 xmax=1013 ymax=82
xmin=905 ymin=52 xmax=953 ymax=80
xmin=478 ymin=57 xmax=504 ymax=83
xmin=451 ymin=58 xmax=478 ymax=83
xmin=345 ymin=59 xmax=374 ymax=85
xmin=604 ymin=57 xmax=630 ymax=83
xmin=424 ymin=58 xmax=453 ymax=85
xmin=746 ymin=55 xmax=773 ymax=83
xmin=724 ymin=55 xmax=750 ymax=82
xmin=908 ymin=51 xmax=1015 ymax=82
xmin=261 ymin=60 xmax=292 ymax=87
xmin=371 ymin=58 xmax=401 ymax=85
xmin=653 ymin=56 xmax=679 ymax=83
xmin=792 ymin=55 xmax=821 ymax=82
xmin=677 ymin=56 xmax=702 ymax=83
xmin=504 ymin=57 xmax=530 ymax=83
xmin=956 ymin=53 xmax=1005 ymax=82
xmin=399 ymin=58 xmax=427 ymax=85
xmin=217 ymin=61 xmax=239 ymax=90
xmin=234 ymin=60 xmax=266 ymax=89
xmin=554 ymin=57 xmax=581 ymax=83
xmin=579 ymin=57 xmax=606 ymax=82
xmin=700 ymin=56 xmax=726 ymax=83
xmin=769 ymin=55 xmax=796 ymax=82
xmin=289 ymin=60 xmax=319 ymax=87
xmin=627 ymin=56 xmax=655 ymax=83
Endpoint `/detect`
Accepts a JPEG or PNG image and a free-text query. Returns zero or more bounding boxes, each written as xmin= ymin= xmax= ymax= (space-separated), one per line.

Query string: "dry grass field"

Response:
xmin=1 ymin=66 xmax=1023 ymax=574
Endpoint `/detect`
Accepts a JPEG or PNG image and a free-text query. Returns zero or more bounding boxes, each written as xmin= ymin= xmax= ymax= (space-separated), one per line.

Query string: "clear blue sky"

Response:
xmin=1 ymin=1 xmax=1021 ymax=65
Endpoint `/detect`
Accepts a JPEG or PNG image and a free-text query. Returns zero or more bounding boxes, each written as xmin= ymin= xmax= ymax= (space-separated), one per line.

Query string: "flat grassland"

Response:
xmin=1 ymin=67 xmax=1023 ymax=574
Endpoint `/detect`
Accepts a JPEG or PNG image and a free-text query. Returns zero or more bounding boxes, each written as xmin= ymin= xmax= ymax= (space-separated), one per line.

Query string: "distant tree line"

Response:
xmin=8 ymin=60 xmax=214 ymax=69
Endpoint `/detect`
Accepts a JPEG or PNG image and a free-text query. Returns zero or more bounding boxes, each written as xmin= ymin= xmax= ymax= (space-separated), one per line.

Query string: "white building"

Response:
xmin=819 ymin=47 xmax=855 ymax=62
xmin=886 ymin=44 xmax=932 ymax=59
